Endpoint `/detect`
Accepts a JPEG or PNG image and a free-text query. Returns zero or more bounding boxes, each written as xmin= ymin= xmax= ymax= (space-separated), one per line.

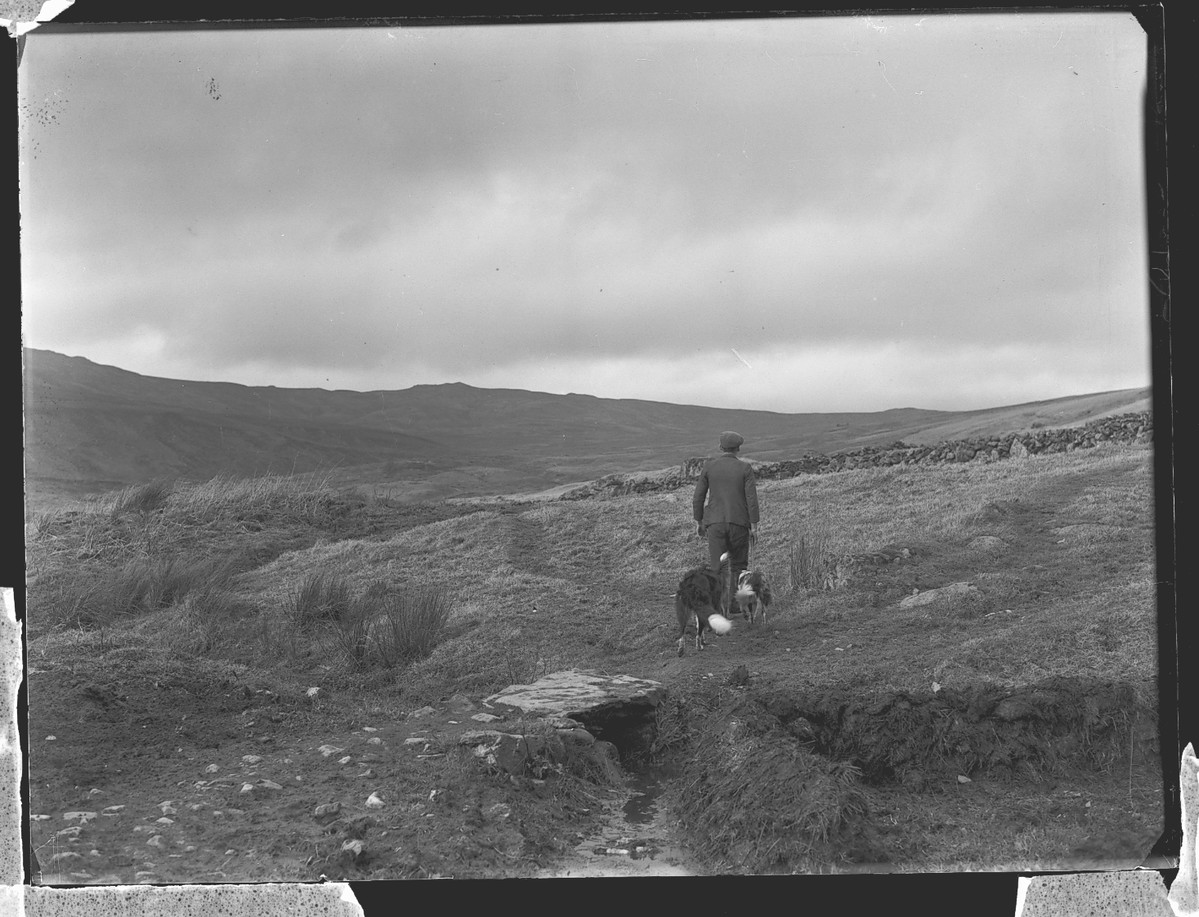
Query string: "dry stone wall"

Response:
xmin=560 ymin=412 xmax=1152 ymax=501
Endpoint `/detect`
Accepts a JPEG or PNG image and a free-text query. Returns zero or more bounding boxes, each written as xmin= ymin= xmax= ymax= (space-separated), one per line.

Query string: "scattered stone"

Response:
xmin=485 ymin=670 xmax=666 ymax=719
xmin=338 ymin=756 xmax=352 ymax=765
xmin=204 ymin=764 xmax=220 ymax=774
xmin=224 ymin=849 xmax=235 ymax=856
xmin=256 ymin=780 xmax=284 ymax=791
xmin=87 ymin=788 xmax=103 ymax=797
xmin=241 ymin=755 xmax=263 ymax=765
xmin=341 ymin=839 xmax=364 ymax=858
xmin=239 ymin=783 xmax=255 ymax=794
xmin=56 ymin=826 xmax=83 ymax=839
xmin=100 ymin=806 xmax=124 ymax=816
xmin=899 ymin=582 xmax=979 ymax=609
xmin=409 ymin=706 xmax=437 ymax=719
xmin=367 ymin=737 xmax=382 ymax=745
xmin=471 ymin=713 xmax=501 ymax=723
xmin=146 ymin=835 xmax=164 ymax=848
xmin=403 ymin=737 xmax=428 ymax=747
xmin=62 ymin=812 xmax=97 ymax=824
xmin=317 ymin=745 xmax=344 ymax=757
xmin=957 ymin=775 xmax=973 ymax=784
xmin=156 ymin=817 xmax=174 ymax=826
xmin=365 ymin=792 xmax=385 ymax=808
xmin=159 ymin=805 xmax=177 ymax=816
xmin=313 ymin=803 xmax=341 ymax=821
xmin=30 ymin=814 xmax=49 ymax=821
xmin=49 ymin=851 xmax=82 ymax=863
xmin=306 ymin=687 xmax=320 ymax=699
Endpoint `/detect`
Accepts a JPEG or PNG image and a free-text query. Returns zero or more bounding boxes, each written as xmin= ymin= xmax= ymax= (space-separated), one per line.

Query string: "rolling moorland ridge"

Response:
xmin=22 ymin=350 xmax=1164 ymax=880
xmin=22 ymin=346 xmax=1150 ymax=512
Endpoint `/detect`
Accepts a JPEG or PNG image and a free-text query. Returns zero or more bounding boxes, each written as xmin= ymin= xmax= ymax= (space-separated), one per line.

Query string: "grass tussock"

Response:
xmin=788 ymin=516 xmax=837 ymax=593
xmin=44 ymin=555 xmax=238 ymax=628
xmin=105 ymin=478 xmax=175 ymax=519
xmin=284 ymin=574 xmax=457 ymax=672
xmin=671 ymin=709 xmax=871 ymax=873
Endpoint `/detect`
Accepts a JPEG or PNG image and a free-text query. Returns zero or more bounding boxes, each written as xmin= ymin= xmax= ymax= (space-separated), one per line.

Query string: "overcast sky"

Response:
xmin=18 ymin=13 xmax=1151 ymax=413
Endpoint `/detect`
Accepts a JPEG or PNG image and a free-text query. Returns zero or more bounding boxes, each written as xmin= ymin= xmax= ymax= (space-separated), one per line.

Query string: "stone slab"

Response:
xmin=484 ymin=670 xmax=666 ymax=720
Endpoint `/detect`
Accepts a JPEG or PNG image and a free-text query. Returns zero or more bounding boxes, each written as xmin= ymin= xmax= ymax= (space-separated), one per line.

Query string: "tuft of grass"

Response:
xmin=106 ymin=478 xmax=174 ymax=519
xmin=326 ymin=579 xmax=456 ymax=671
xmin=46 ymin=555 xmax=236 ymax=628
xmin=288 ymin=572 xmax=355 ymax=632
xmin=789 ymin=519 xmax=837 ymax=592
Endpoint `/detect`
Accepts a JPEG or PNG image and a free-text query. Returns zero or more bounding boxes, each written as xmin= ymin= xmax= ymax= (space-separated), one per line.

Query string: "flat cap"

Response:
xmin=719 ymin=431 xmax=744 ymax=451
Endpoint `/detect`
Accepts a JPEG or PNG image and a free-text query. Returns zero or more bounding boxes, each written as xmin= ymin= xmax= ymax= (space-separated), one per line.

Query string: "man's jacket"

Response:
xmin=693 ymin=453 xmax=760 ymax=527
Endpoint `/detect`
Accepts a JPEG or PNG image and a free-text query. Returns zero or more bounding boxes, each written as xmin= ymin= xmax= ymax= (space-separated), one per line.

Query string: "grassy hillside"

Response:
xmin=26 ymin=438 xmax=1160 ymax=878
xmin=22 ymin=347 xmax=1150 ymax=512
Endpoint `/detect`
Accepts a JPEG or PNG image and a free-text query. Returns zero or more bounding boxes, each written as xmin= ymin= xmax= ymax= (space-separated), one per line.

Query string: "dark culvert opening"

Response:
xmin=570 ymin=699 xmax=660 ymax=769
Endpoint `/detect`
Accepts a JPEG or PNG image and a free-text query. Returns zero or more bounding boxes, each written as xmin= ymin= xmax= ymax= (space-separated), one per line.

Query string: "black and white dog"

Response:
xmin=675 ymin=567 xmax=733 ymax=657
xmin=734 ymin=570 xmax=774 ymax=625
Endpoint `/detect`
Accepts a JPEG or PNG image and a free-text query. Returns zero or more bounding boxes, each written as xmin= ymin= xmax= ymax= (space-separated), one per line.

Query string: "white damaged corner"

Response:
xmin=1169 ymin=742 xmax=1198 ymax=917
xmin=1 ymin=0 xmax=74 ymax=40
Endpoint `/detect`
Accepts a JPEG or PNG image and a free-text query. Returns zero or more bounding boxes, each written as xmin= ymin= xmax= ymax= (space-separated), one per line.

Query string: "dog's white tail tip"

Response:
xmin=708 ymin=614 xmax=733 ymax=635
xmin=736 ymin=585 xmax=755 ymax=599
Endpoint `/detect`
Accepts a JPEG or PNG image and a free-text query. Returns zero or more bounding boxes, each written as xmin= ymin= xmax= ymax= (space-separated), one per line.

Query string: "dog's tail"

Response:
xmin=735 ymin=583 xmax=755 ymax=601
xmin=707 ymin=613 xmax=733 ymax=634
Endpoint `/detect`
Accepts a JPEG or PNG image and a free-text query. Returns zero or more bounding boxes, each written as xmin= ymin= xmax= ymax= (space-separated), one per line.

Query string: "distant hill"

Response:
xmin=21 ymin=348 xmax=1151 ymax=510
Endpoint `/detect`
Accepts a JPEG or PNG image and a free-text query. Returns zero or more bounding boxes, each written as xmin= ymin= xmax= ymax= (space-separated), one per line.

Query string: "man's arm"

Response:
xmin=745 ymin=467 xmax=760 ymax=539
xmin=693 ymin=470 xmax=709 ymax=526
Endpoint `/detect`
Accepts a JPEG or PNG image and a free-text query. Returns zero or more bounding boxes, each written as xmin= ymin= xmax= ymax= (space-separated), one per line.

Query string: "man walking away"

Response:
xmin=692 ymin=431 xmax=760 ymax=612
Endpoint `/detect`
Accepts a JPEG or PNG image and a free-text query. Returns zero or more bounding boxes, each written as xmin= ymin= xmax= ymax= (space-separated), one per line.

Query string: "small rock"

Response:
xmin=159 ymin=805 xmax=177 ymax=816
xmin=100 ymin=806 xmax=124 ymax=816
xmin=224 ymin=849 xmax=235 ymax=856
xmin=239 ymin=783 xmax=255 ymax=794
xmin=471 ymin=713 xmax=501 ymax=723
xmin=188 ymin=804 xmax=202 ymax=812
xmin=408 ymin=706 xmax=437 ymax=719
xmin=318 ymin=745 xmax=344 ymax=757
xmin=63 ymin=812 xmax=97 ymax=824
xmin=341 ymin=839 xmax=364 ymax=858
xmin=30 ymin=815 xmax=50 ymax=822
xmin=306 ymin=687 xmax=320 ymax=699
xmin=256 ymin=780 xmax=283 ymax=791
xmin=46 ymin=736 xmax=56 ymax=741
xmin=957 ymin=775 xmax=972 ymax=784
xmin=358 ymin=769 xmax=374 ymax=778
xmin=403 ymin=737 xmax=427 ymax=747
xmin=56 ymin=826 xmax=83 ymax=839
xmin=338 ymin=756 xmax=352 ymax=765
xmin=313 ymin=803 xmax=341 ymax=820
xmin=362 ymin=726 xmax=378 ymax=732
xmin=156 ymin=817 xmax=174 ymax=826
xmin=146 ymin=835 xmax=164 ymax=848
xmin=365 ymin=793 xmax=385 ymax=808
xmin=241 ymin=755 xmax=263 ymax=765
xmin=204 ymin=764 xmax=220 ymax=774
xmin=87 ymin=788 xmax=103 ymax=797
xmin=367 ymin=737 xmax=382 ymax=745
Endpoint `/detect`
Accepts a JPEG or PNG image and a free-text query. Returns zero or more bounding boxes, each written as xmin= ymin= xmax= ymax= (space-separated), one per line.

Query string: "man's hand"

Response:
xmin=750 ymin=525 xmax=759 ymax=546
xmin=696 ymin=524 xmax=705 ymax=539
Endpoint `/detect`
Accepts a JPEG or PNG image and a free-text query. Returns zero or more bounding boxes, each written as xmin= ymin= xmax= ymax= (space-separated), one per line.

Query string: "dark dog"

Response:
xmin=675 ymin=567 xmax=733 ymax=657
xmin=734 ymin=570 xmax=774 ymax=624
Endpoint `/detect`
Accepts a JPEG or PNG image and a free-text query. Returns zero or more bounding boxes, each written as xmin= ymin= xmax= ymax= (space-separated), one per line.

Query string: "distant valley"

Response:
xmin=21 ymin=348 xmax=1151 ymax=511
